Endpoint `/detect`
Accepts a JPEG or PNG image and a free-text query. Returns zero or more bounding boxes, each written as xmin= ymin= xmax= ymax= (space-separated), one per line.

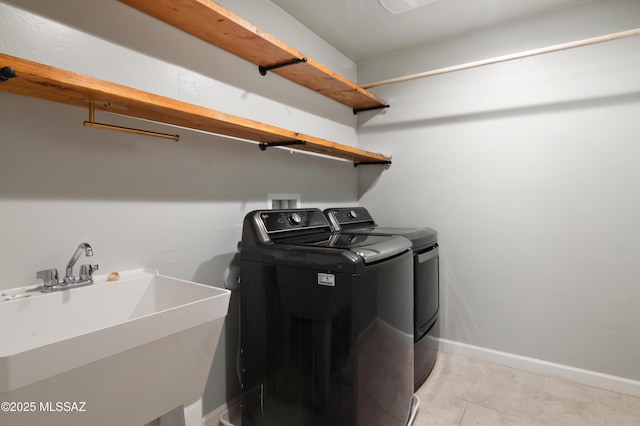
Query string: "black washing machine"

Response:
xmin=240 ymin=208 xmax=414 ymax=426
xmin=324 ymin=207 xmax=439 ymax=390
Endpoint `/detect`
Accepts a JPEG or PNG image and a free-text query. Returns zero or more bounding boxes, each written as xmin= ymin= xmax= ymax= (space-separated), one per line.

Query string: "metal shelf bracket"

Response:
xmin=353 ymin=104 xmax=390 ymax=115
xmin=259 ymin=140 xmax=306 ymax=151
xmin=0 ymin=66 xmax=16 ymax=82
xmin=259 ymin=57 xmax=307 ymax=76
xmin=354 ymin=160 xmax=392 ymax=167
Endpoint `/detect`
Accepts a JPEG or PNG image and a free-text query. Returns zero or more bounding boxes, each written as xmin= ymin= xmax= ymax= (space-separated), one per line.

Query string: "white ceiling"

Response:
xmin=271 ymin=0 xmax=588 ymax=61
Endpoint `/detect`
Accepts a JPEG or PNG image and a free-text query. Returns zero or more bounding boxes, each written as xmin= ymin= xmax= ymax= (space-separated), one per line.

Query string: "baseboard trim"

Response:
xmin=438 ymin=338 xmax=640 ymax=397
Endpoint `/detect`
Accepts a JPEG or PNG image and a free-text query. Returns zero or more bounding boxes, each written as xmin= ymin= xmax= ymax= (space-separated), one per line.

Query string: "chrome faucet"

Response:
xmin=65 ymin=242 xmax=93 ymax=283
xmin=36 ymin=242 xmax=99 ymax=292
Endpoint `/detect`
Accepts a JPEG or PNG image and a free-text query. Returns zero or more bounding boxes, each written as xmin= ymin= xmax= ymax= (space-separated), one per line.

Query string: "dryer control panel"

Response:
xmin=324 ymin=207 xmax=376 ymax=231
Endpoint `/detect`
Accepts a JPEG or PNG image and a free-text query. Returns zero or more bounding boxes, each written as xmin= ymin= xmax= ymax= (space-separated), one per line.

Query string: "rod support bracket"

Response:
xmin=259 ymin=57 xmax=307 ymax=76
xmin=259 ymin=140 xmax=306 ymax=151
xmin=84 ymin=99 xmax=179 ymax=142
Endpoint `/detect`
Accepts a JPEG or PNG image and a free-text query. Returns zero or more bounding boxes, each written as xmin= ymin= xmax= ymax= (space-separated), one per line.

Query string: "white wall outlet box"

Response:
xmin=267 ymin=193 xmax=300 ymax=209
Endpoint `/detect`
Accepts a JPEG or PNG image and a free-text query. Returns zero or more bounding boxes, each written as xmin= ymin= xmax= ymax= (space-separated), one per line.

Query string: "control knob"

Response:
xmin=348 ymin=209 xmax=358 ymax=219
xmin=288 ymin=213 xmax=302 ymax=225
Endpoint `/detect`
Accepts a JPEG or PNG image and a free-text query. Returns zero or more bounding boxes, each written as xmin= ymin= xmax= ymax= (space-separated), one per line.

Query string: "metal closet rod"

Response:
xmin=361 ymin=28 xmax=640 ymax=89
xmin=83 ymin=100 xmax=179 ymax=142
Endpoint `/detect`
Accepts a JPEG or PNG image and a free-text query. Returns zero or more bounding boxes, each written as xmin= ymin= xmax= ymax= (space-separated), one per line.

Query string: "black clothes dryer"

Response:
xmin=240 ymin=209 xmax=414 ymax=426
xmin=324 ymin=207 xmax=439 ymax=390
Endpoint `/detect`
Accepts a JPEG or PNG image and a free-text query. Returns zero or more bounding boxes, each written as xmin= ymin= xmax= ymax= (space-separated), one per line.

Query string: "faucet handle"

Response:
xmin=36 ymin=269 xmax=59 ymax=287
xmin=79 ymin=264 xmax=99 ymax=281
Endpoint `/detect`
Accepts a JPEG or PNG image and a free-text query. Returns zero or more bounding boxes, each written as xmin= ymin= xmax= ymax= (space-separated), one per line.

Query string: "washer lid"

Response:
xmin=282 ymin=232 xmax=411 ymax=264
xmin=362 ymin=226 xmax=438 ymax=249
xmin=323 ymin=207 xmax=438 ymax=249
xmin=347 ymin=234 xmax=411 ymax=263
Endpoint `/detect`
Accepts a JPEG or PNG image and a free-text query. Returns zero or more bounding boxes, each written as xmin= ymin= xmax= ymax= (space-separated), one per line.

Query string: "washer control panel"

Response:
xmin=259 ymin=209 xmax=329 ymax=233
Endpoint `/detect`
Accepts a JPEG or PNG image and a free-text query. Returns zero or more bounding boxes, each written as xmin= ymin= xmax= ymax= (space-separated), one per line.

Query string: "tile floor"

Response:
xmin=414 ymin=352 xmax=640 ymax=426
xmin=218 ymin=352 xmax=640 ymax=425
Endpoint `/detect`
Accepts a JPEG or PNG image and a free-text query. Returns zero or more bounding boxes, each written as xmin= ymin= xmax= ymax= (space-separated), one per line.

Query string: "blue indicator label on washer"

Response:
xmin=317 ymin=273 xmax=335 ymax=287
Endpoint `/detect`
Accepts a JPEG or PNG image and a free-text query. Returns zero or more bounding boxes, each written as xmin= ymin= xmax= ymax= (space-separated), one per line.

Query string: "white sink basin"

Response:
xmin=0 ymin=268 xmax=231 ymax=426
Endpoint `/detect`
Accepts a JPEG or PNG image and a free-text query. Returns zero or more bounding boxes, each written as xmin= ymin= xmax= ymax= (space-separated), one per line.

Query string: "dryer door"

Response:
xmin=414 ymin=244 xmax=439 ymax=338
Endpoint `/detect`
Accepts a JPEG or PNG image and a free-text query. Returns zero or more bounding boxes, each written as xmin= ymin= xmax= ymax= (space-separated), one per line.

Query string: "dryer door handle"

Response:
xmin=416 ymin=244 xmax=439 ymax=262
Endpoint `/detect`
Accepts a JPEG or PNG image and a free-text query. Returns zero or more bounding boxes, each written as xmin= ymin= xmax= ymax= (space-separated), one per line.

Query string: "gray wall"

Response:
xmin=4 ymin=0 xmax=640 ymax=422
xmin=0 ymin=0 xmax=361 ymax=420
xmin=358 ymin=0 xmax=640 ymax=381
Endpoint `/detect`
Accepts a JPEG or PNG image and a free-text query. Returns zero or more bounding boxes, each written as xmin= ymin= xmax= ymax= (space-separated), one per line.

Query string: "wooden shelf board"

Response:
xmin=0 ymin=53 xmax=391 ymax=164
xmin=118 ymin=0 xmax=389 ymax=111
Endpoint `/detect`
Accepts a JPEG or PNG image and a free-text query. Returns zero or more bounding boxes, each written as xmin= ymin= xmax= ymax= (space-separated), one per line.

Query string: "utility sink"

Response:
xmin=0 ymin=268 xmax=231 ymax=426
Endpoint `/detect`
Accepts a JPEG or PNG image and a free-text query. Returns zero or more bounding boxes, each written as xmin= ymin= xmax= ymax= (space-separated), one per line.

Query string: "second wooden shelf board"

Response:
xmin=118 ymin=0 xmax=389 ymax=112
xmin=0 ymin=53 xmax=391 ymax=164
